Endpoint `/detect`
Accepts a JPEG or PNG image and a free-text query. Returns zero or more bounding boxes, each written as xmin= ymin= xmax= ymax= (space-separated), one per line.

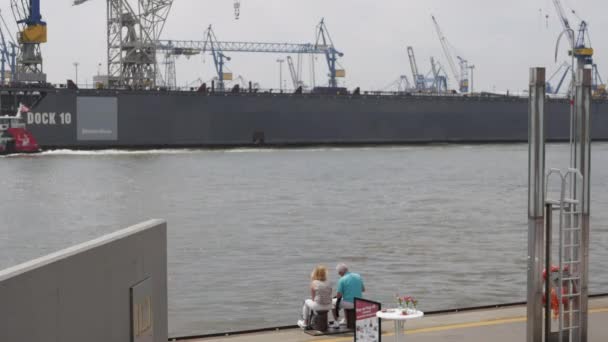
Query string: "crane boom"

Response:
xmin=286 ymin=56 xmax=300 ymax=89
xmin=407 ymin=46 xmax=424 ymax=90
xmin=552 ymin=0 xmax=574 ymax=46
xmin=431 ymin=15 xmax=459 ymax=85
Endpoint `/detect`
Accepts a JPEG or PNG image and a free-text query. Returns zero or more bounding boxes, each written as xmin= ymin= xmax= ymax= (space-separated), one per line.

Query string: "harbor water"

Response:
xmin=1 ymin=144 xmax=607 ymax=337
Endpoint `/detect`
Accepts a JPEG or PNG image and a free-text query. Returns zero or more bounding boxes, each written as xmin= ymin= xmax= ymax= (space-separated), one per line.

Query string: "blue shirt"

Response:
xmin=337 ymin=272 xmax=364 ymax=303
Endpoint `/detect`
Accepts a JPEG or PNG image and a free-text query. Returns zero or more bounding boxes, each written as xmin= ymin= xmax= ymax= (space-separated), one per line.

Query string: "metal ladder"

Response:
xmin=545 ymin=168 xmax=583 ymax=342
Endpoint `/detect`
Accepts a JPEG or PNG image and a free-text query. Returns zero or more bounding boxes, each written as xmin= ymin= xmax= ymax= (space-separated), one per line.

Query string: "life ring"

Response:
xmin=541 ymin=265 xmax=574 ymax=319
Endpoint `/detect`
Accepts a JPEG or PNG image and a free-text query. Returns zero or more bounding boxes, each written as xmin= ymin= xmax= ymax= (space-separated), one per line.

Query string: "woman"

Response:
xmin=297 ymin=265 xmax=333 ymax=329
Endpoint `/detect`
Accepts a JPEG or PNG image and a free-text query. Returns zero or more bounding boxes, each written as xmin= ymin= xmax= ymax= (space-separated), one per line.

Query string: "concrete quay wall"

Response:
xmin=0 ymin=219 xmax=168 ymax=342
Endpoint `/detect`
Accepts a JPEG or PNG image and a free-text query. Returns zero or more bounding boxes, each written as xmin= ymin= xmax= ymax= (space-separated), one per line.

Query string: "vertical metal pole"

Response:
xmin=528 ymin=67 xmax=546 ymax=342
xmin=545 ymin=203 xmax=552 ymax=341
xmin=575 ymin=68 xmax=592 ymax=342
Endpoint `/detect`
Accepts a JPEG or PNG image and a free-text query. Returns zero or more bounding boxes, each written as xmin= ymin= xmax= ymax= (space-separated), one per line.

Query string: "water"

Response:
xmin=1 ymin=144 xmax=607 ymax=337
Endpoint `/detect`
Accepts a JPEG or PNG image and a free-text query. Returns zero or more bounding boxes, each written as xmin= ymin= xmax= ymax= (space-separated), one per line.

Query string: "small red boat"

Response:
xmin=0 ymin=104 xmax=40 ymax=155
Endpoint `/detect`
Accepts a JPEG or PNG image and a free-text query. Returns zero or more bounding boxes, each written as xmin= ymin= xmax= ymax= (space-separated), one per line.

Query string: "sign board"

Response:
xmin=131 ymin=278 xmax=154 ymax=342
xmin=354 ymin=298 xmax=381 ymax=342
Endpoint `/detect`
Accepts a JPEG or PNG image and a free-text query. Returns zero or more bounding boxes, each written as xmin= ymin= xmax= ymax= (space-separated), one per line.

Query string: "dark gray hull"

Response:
xmin=12 ymin=88 xmax=608 ymax=148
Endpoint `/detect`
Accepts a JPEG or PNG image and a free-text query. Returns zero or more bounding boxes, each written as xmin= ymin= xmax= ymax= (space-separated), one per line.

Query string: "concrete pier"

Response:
xmin=176 ymin=296 xmax=608 ymax=342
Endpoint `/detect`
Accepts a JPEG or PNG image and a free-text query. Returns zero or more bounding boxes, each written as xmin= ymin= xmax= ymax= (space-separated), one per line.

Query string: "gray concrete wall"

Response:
xmin=0 ymin=219 xmax=168 ymax=342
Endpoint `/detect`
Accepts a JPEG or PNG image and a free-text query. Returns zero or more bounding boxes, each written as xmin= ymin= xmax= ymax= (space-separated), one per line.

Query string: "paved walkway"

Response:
xmin=177 ymin=297 xmax=608 ymax=342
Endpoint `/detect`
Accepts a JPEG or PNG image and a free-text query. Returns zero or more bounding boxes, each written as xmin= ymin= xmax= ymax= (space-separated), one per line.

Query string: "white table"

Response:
xmin=376 ymin=309 xmax=424 ymax=342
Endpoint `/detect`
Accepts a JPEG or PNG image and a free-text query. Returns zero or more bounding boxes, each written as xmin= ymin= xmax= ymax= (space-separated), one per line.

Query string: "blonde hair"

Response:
xmin=311 ymin=265 xmax=328 ymax=282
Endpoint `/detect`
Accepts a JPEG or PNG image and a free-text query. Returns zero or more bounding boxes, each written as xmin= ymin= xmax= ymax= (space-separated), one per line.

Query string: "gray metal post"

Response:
xmin=575 ymin=68 xmax=592 ymax=342
xmin=528 ymin=67 xmax=546 ymax=342
xmin=545 ymin=203 xmax=552 ymax=340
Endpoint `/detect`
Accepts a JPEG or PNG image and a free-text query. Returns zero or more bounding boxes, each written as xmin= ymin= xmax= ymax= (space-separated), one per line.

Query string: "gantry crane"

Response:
xmin=431 ymin=15 xmax=470 ymax=93
xmin=11 ymin=0 xmax=47 ymax=82
xmin=407 ymin=46 xmax=425 ymax=91
xmin=158 ymin=20 xmax=342 ymax=91
xmin=74 ymin=0 xmax=174 ymax=88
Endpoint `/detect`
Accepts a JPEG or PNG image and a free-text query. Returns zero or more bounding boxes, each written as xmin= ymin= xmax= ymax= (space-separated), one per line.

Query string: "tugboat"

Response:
xmin=0 ymin=104 xmax=40 ymax=155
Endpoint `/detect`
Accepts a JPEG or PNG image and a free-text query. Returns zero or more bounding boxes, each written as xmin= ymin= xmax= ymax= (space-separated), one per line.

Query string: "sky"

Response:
xmin=0 ymin=0 xmax=605 ymax=92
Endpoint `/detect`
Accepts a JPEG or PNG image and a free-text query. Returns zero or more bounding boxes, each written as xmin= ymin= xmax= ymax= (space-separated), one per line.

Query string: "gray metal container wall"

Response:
xmin=0 ymin=219 xmax=168 ymax=342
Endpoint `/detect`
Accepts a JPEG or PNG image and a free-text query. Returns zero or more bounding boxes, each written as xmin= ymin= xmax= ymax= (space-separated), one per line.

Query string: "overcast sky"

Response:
xmin=1 ymin=0 xmax=605 ymax=91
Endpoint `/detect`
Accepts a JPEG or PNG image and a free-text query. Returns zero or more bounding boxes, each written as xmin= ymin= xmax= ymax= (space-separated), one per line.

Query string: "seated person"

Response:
xmin=297 ymin=265 xmax=333 ymax=329
xmin=332 ymin=263 xmax=365 ymax=327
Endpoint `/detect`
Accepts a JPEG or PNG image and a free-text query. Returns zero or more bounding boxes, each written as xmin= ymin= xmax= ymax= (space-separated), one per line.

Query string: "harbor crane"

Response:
xmin=430 ymin=57 xmax=448 ymax=93
xmin=11 ymin=0 xmax=47 ymax=82
xmin=592 ymin=64 xmax=606 ymax=96
xmin=546 ymin=61 xmax=572 ymax=95
xmin=431 ymin=15 xmax=470 ymax=93
xmin=552 ymin=0 xmax=593 ymax=71
xmin=203 ymin=25 xmax=232 ymax=92
xmin=552 ymin=1 xmax=605 ymax=96
xmin=286 ymin=56 xmax=304 ymax=89
xmin=407 ymin=46 xmax=425 ymax=91
xmin=381 ymin=75 xmax=411 ymax=93
xmin=158 ymin=20 xmax=343 ymax=91
xmin=0 ymin=10 xmax=17 ymax=84
xmin=74 ymin=0 xmax=174 ymax=88
xmin=314 ymin=18 xmax=344 ymax=88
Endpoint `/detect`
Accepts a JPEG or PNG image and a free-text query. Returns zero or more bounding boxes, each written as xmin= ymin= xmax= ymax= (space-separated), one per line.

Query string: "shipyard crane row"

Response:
xmin=157 ymin=19 xmax=344 ymax=90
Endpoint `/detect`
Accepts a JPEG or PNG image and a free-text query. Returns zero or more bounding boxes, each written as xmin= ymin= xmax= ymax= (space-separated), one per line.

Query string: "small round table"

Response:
xmin=376 ymin=309 xmax=424 ymax=342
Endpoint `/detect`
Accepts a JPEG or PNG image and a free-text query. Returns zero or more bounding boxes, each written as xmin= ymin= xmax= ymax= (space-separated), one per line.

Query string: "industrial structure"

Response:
xmin=3 ymin=0 xmax=47 ymax=83
xmin=74 ymin=0 xmax=174 ymax=88
xmin=0 ymin=10 xmax=17 ymax=84
xmin=156 ymin=18 xmax=344 ymax=90
xmin=431 ymin=15 xmax=471 ymax=93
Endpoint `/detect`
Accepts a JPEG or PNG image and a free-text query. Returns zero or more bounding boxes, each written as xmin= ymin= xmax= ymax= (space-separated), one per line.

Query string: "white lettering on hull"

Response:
xmin=27 ymin=112 xmax=72 ymax=125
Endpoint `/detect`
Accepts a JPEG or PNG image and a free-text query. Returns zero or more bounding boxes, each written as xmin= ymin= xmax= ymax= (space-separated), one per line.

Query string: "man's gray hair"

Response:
xmin=336 ymin=263 xmax=348 ymax=273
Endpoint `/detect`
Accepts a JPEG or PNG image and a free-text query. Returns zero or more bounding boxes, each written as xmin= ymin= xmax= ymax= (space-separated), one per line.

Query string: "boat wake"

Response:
xmin=31 ymin=149 xmax=201 ymax=157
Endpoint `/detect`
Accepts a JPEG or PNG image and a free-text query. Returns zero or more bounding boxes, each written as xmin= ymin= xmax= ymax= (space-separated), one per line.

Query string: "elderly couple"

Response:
xmin=297 ymin=263 xmax=365 ymax=329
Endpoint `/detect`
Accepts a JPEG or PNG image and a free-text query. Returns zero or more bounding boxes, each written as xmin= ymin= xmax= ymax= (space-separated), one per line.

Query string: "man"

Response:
xmin=332 ymin=263 xmax=365 ymax=327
